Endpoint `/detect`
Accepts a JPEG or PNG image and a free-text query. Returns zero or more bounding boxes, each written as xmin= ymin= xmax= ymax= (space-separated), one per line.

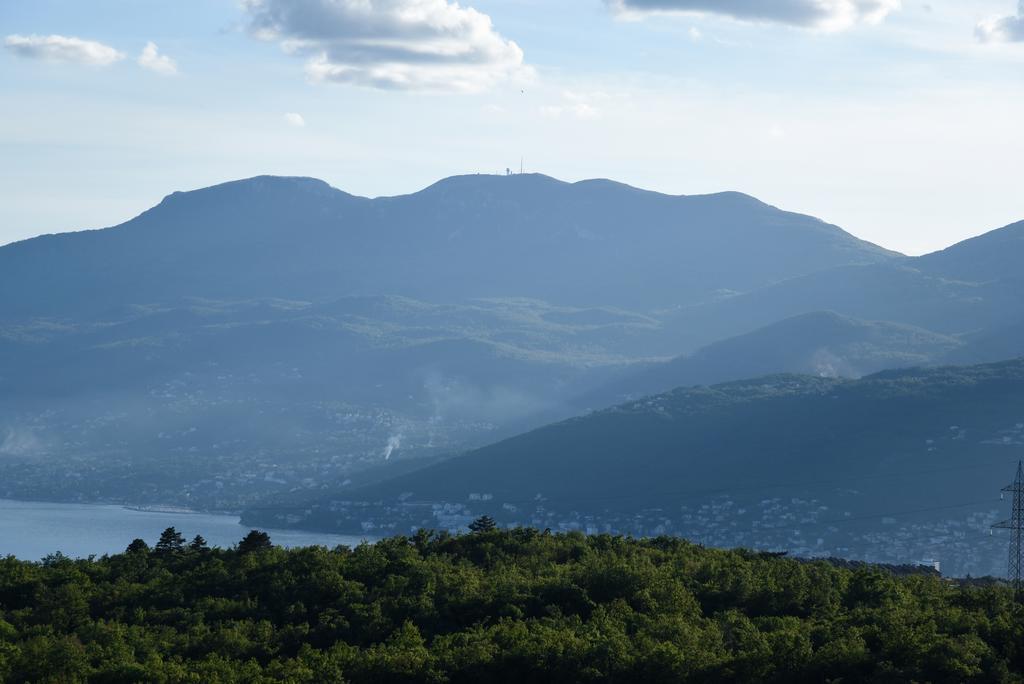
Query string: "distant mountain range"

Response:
xmin=0 ymin=174 xmax=895 ymax=319
xmin=664 ymin=219 xmax=1024 ymax=352
xmin=2 ymin=172 xmax=1023 ymax=530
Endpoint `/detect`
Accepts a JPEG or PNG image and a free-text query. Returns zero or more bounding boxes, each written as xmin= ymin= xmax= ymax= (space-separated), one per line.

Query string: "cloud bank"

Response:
xmin=242 ymin=0 xmax=528 ymax=92
xmin=4 ymin=34 xmax=124 ymax=65
xmin=607 ymin=0 xmax=900 ymax=31
xmin=976 ymin=1 xmax=1024 ymax=43
xmin=138 ymin=41 xmax=178 ymax=75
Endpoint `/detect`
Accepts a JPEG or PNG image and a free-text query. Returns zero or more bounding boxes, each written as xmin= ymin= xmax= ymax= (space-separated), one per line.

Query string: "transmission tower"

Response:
xmin=992 ymin=460 xmax=1024 ymax=594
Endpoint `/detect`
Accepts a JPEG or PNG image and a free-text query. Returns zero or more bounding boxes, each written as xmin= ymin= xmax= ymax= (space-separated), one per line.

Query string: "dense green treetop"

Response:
xmin=0 ymin=528 xmax=1022 ymax=682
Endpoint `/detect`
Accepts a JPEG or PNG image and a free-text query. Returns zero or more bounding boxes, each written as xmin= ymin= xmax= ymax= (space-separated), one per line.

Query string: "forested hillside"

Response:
xmin=245 ymin=360 xmax=1024 ymax=577
xmin=333 ymin=360 xmax=1024 ymax=507
xmin=0 ymin=529 xmax=1020 ymax=682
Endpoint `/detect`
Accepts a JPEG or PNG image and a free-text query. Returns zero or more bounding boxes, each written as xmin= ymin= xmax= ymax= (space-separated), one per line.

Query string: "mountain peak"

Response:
xmin=158 ymin=175 xmax=345 ymax=206
xmin=132 ymin=175 xmax=359 ymax=233
xmin=410 ymin=172 xmax=567 ymax=197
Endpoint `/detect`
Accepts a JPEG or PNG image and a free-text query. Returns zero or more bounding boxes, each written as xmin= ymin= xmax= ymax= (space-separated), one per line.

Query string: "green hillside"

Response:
xmin=0 ymin=530 xmax=1020 ymax=682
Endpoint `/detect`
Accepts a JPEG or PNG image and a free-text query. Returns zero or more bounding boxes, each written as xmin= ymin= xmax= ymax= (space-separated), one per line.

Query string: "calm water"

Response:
xmin=0 ymin=499 xmax=371 ymax=560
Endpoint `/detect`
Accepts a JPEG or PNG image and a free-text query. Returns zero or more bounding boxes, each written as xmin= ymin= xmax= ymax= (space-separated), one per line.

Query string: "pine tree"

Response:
xmin=468 ymin=515 xmax=497 ymax=533
xmin=189 ymin=534 xmax=209 ymax=552
xmin=125 ymin=538 xmax=150 ymax=554
xmin=154 ymin=527 xmax=185 ymax=553
xmin=238 ymin=530 xmax=273 ymax=554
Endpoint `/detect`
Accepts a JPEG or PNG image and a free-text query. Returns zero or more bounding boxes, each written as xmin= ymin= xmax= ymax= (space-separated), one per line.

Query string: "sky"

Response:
xmin=2 ymin=0 xmax=1024 ymax=256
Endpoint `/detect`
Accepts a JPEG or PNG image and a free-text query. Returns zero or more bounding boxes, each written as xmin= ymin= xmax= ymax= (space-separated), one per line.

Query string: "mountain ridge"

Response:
xmin=916 ymin=218 xmax=1024 ymax=283
xmin=576 ymin=310 xmax=963 ymax=408
xmin=0 ymin=173 xmax=899 ymax=320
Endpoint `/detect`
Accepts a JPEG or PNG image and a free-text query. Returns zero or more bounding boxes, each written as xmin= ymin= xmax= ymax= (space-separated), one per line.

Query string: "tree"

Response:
xmin=154 ymin=527 xmax=185 ymax=553
xmin=238 ymin=530 xmax=273 ymax=554
xmin=189 ymin=534 xmax=209 ymax=552
xmin=125 ymin=538 xmax=149 ymax=554
xmin=468 ymin=515 xmax=497 ymax=533
xmin=412 ymin=528 xmax=433 ymax=552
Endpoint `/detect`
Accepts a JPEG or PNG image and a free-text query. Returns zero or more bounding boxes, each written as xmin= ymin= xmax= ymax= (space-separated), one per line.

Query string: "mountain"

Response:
xmin=662 ymin=261 xmax=1024 ymax=354
xmin=0 ymin=174 xmax=896 ymax=320
xmin=650 ymin=219 xmax=1024 ymax=355
xmin=0 ymin=173 xmax=910 ymax=511
xmin=253 ymin=360 xmax=1024 ymax=577
xmin=577 ymin=311 xmax=962 ymax=407
xmin=916 ymin=219 xmax=1024 ymax=283
xmin=7 ymin=172 xmax=1024 ymax=544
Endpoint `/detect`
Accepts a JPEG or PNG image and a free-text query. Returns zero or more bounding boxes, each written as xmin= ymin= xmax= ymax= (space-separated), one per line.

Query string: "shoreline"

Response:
xmin=0 ymin=497 xmax=378 ymax=560
xmin=0 ymin=496 xmax=240 ymax=518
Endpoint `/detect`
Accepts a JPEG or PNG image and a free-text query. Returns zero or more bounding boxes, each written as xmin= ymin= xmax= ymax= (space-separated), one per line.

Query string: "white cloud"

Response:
xmin=284 ymin=112 xmax=306 ymax=126
xmin=4 ymin=34 xmax=124 ymax=65
xmin=137 ymin=42 xmax=178 ymax=75
xmin=242 ymin=0 xmax=529 ymax=92
xmin=976 ymin=1 xmax=1024 ymax=43
xmin=607 ymin=0 xmax=900 ymax=32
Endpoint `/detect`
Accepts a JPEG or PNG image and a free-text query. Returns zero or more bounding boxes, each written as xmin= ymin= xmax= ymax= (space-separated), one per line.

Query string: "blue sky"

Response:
xmin=2 ymin=0 xmax=1023 ymax=254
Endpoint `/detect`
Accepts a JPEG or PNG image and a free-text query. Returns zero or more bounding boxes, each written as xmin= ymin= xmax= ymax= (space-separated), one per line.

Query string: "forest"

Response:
xmin=0 ymin=525 xmax=1021 ymax=683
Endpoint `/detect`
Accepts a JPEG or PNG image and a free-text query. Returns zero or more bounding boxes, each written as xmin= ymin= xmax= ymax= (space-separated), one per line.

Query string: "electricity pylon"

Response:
xmin=993 ymin=461 xmax=1024 ymax=594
